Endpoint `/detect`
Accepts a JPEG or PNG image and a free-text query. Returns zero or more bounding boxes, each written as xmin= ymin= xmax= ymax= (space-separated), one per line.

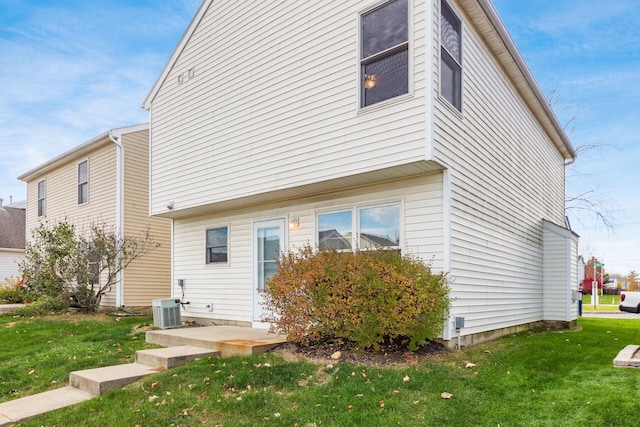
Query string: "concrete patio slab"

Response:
xmin=136 ymin=345 xmax=220 ymax=369
xmin=0 ymin=386 xmax=92 ymax=426
xmin=146 ymin=325 xmax=287 ymax=357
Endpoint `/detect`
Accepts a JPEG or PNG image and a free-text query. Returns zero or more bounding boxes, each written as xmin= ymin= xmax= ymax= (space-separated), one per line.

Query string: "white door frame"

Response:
xmin=252 ymin=217 xmax=286 ymax=327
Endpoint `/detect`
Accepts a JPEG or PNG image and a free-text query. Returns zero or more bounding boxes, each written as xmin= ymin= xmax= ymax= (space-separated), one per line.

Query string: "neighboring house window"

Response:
xmin=78 ymin=160 xmax=88 ymax=205
xmin=440 ymin=0 xmax=462 ymax=111
xmin=206 ymin=226 xmax=228 ymax=263
xmin=37 ymin=180 xmax=46 ymax=217
xmin=360 ymin=0 xmax=409 ymax=107
xmin=318 ymin=204 xmax=401 ymax=251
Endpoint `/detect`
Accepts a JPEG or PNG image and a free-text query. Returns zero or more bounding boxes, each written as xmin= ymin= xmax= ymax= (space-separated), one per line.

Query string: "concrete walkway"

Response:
xmin=0 ymin=325 xmax=286 ymax=426
xmin=0 ymin=304 xmax=25 ymax=315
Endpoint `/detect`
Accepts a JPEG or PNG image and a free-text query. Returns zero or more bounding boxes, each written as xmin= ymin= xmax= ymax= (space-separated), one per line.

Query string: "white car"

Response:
xmin=619 ymin=292 xmax=640 ymax=313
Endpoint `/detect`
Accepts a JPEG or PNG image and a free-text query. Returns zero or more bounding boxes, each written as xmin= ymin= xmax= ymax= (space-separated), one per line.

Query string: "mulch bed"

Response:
xmin=271 ymin=340 xmax=450 ymax=366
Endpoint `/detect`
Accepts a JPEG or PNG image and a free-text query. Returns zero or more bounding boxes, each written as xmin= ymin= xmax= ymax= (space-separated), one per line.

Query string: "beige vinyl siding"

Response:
xmin=24 ymin=140 xmax=117 ymax=238
xmin=121 ymin=130 xmax=172 ymax=306
xmin=432 ymin=1 xmax=568 ymax=335
xmin=149 ymin=0 xmax=431 ymax=216
xmin=173 ymin=174 xmax=443 ymax=323
xmin=0 ymin=249 xmax=24 ymax=282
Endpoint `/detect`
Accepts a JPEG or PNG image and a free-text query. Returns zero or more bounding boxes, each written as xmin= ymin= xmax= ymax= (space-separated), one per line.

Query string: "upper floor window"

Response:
xmin=440 ymin=0 xmax=462 ymax=111
xmin=206 ymin=226 xmax=228 ymax=264
xmin=78 ymin=160 xmax=88 ymax=205
xmin=361 ymin=0 xmax=409 ymax=107
xmin=37 ymin=180 xmax=46 ymax=217
xmin=318 ymin=203 xmax=401 ymax=251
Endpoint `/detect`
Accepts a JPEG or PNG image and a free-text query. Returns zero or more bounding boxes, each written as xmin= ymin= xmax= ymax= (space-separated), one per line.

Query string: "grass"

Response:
xmin=582 ymin=294 xmax=622 ymax=312
xmin=582 ymin=294 xmax=620 ymax=305
xmin=0 ymin=313 xmax=156 ymax=403
xmin=4 ymin=315 xmax=640 ymax=426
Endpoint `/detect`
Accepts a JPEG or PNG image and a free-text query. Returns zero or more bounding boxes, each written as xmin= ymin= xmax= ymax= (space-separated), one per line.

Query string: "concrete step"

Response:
xmin=146 ymin=325 xmax=287 ymax=357
xmin=0 ymin=386 xmax=92 ymax=427
xmin=69 ymin=363 xmax=159 ymax=396
xmin=614 ymin=344 xmax=640 ymax=368
xmin=135 ymin=346 xmax=219 ymax=369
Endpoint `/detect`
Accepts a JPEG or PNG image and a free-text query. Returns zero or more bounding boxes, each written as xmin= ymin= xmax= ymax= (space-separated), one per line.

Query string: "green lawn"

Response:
xmin=4 ymin=315 xmax=640 ymax=426
xmin=582 ymin=294 xmax=620 ymax=306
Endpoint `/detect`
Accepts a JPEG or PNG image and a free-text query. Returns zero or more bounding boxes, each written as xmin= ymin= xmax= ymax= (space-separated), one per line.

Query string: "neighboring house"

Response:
xmin=17 ymin=124 xmax=171 ymax=309
xmin=142 ymin=0 xmax=579 ymax=345
xmin=0 ymin=198 xmax=26 ymax=283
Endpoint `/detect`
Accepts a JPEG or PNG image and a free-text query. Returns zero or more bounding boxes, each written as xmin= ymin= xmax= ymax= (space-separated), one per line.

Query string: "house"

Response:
xmin=17 ymin=124 xmax=171 ymax=309
xmin=0 ymin=198 xmax=26 ymax=283
xmin=142 ymin=0 xmax=579 ymax=346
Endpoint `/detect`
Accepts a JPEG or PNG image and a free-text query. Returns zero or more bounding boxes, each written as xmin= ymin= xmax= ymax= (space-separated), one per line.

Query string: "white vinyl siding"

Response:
xmin=149 ymin=0 xmax=430 ymax=216
xmin=432 ymin=0 xmax=569 ymax=335
xmin=0 ymin=250 xmax=24 ymax=282
xmin=172 ymin=175 xmax=443 ymax=323
xmin=543 ymin=221 xmax=579 ymax=322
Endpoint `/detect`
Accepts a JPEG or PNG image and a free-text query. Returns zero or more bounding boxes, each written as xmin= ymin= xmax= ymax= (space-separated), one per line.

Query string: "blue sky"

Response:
xmin=0 ymin=1 xmax=638 ymax=275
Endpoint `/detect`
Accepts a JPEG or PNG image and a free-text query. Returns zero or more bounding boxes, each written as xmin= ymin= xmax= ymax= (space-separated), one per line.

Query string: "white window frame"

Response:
xmin=439 ymin=0 xmax=463 ymax=112
xmin=37 ymin=179 xmax=46 ymax=217
xmin=78 ymin=159 xmax=89 ymax=205
xmin=316 ymin=201 xmax=403 ymax=252
xmin=359 ymin=0 xmax=412 ymax=109
xmin=205 ymin=225 xmax=229 ymax=265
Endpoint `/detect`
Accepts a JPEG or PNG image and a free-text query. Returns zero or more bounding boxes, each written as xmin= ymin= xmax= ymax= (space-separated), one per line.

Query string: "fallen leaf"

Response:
xmin=331 ymin=351 xmax=342 ymax=360
xmin=403 ymin=375 xmax=410 ymax=382
xmin=148 ymin=395 xmax=159 ymax=402
xmin=466 ymin=362 xmax=476 ymax=368
xmin=274 ymin=413 xmax=281 ymax=418
xmin=378 ymin=400 xmax=385 ymax=408
xmin=356 ymin=394 xmax=364 ymax=398
xmin=200 ymin=391 xmax=208 ymax=399
xmin=413 ymin=400 xmax=420 ymax=405
xmin=151 ymin=381 xmax=160 ymax=389
xmin=28 ymin=369 xmax=35 ymax=375
xmin=441 ymin=392 xmax=453 ymax=399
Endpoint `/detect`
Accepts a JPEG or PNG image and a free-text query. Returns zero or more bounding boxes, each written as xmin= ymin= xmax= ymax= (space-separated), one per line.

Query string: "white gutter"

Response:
xmin=108 ymin=131 xmax=125 ymax=308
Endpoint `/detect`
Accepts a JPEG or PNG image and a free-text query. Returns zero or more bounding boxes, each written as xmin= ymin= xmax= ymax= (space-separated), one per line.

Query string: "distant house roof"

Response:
xmin=0 ymin=205 xmax=26 ymax=250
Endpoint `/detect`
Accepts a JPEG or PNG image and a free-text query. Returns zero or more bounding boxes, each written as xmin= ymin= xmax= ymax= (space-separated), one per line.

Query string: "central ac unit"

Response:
xmin=152 ymin=299 xmax=181 ymax=329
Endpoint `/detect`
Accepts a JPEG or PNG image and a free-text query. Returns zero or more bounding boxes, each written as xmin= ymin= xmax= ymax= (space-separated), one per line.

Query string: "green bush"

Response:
xmin=262 ymin=245 xmax=450 ymax=350
xmin=7 ymin=295 xmax=69 ymax=317
xmin=0 ymin=277 xmax=28 ymax=303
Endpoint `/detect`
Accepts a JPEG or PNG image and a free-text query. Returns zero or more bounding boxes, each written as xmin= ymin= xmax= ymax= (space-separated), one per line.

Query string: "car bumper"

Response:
xmin=619 ymin=305 xmax=638 ymax=313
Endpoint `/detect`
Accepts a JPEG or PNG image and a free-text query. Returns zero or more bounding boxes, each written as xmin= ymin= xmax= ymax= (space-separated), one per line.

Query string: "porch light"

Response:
xmin=364 ymin=74 xmax=377 ymax=89
xmin=289 ymin=217 xmax=300 ymax=229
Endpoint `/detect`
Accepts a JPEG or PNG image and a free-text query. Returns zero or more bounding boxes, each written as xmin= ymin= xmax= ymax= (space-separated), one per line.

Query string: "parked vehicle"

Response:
xmin=619 ymin=292 xmax=640 ymax=313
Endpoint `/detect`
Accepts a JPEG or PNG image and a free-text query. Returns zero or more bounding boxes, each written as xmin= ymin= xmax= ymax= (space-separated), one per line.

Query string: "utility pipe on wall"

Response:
xmin=108 ymin=131 xmax=125 ymax=308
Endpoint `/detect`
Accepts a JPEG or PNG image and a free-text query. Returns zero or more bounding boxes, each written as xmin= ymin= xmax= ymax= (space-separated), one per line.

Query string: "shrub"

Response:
xmin=0 ymin=277 xmax=28 ymax=303
xmin=263 ymin=245 xmax=450 ymax=350
xmin=6 ymin=295 xmax=69 ymax=317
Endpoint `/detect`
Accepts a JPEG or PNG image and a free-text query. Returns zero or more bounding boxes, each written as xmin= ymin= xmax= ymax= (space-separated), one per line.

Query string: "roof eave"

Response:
xmin=142 ymin=0 xmax=213 ymax=111
xmin=471 ymin=0 xmax=577 ymax=162
xmin=17 ymin=123 xmax=149 ymax=182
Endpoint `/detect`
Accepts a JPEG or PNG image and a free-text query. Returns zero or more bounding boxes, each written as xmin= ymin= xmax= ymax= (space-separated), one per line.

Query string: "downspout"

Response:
xmin=109 ymin=131 xmax=125 ymax=308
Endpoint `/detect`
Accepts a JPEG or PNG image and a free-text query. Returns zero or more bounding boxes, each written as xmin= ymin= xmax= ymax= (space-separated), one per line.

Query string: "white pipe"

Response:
xmin=109 ymin=131 xmax=125 ymax=308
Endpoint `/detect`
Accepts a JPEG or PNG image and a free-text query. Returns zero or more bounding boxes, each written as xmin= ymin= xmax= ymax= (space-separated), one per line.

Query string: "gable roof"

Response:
xmin=0 ymin=206 xmax=26 ymax=250
xmin=17 ymin=123 xmax=148 ymax=182
xmin=142 ymin=0 xmax=575 ymax=161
